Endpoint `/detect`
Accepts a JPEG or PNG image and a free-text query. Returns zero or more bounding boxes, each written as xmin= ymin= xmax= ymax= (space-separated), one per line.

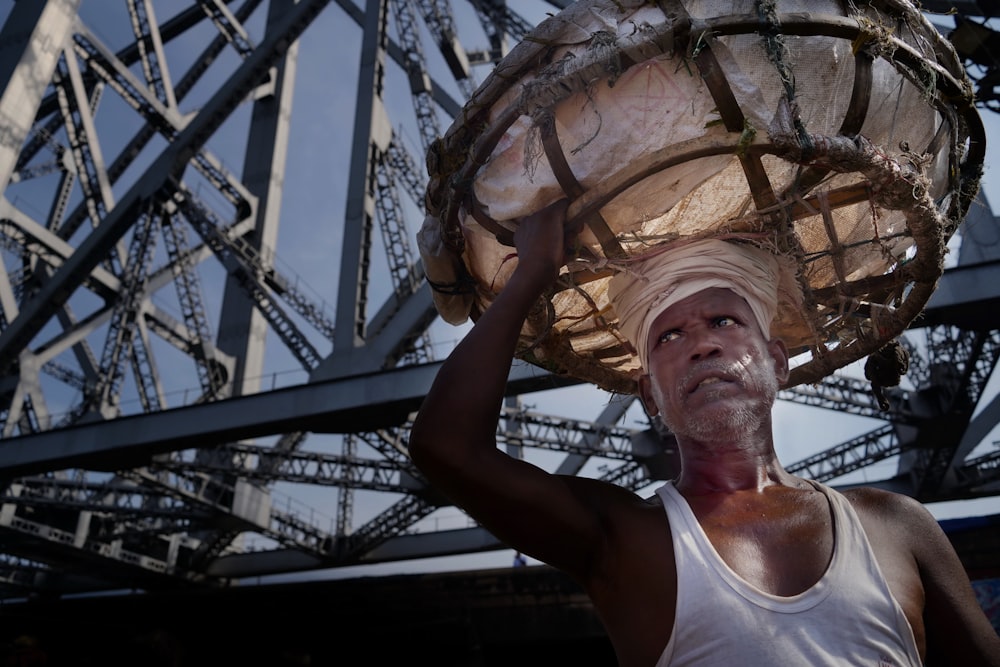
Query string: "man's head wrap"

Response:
xmin=608 ymin=239 xmax=783 ymax=371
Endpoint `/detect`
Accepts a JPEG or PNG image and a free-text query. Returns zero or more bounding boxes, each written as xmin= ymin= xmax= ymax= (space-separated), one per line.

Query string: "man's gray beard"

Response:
xmin=662 ymin=357 xmax=780 ymax=442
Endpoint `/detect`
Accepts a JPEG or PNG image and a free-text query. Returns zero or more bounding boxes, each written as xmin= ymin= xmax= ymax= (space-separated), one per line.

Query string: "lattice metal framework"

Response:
xmin=0 ymin=0 xmax=996 ymax=600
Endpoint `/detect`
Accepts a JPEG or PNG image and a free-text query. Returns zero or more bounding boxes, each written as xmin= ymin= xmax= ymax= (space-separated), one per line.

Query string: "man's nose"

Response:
xmin=689 ymin=330 xmax=723 ymax=360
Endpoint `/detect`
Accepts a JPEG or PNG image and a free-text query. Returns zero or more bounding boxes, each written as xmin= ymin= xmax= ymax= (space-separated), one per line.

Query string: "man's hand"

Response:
xmin=511 ymin=198 xmax=578 ymax=288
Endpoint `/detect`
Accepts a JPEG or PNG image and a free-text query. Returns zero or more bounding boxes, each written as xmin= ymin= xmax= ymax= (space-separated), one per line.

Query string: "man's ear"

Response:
xmin=768 ymin=337 xmax=790 ymax=385
xmin=638 ymin=374 xmax=659 ymax=417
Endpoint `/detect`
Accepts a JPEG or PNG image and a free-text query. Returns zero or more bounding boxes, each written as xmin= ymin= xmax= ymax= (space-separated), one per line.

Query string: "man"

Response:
xmin=407 ymin=199 xmax=1000 ymax=666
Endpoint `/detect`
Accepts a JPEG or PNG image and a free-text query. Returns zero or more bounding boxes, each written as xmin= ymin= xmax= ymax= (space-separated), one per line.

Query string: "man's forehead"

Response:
xmin=652 ymin=287 xmax=752 ymax=321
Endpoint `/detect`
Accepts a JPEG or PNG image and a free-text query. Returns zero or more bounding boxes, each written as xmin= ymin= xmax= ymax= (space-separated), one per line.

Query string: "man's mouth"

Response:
xmin=685 ymin=371 xmax=737 ymax=395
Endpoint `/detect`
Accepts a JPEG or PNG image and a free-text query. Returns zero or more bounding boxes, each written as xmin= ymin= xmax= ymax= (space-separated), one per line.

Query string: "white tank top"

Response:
xmin=655 ymin=480 xmax=921 ymax=666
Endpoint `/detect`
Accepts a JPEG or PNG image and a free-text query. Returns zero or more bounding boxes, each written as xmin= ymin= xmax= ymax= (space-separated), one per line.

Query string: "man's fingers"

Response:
xmin=564 ymin=209 xmax=585 ymax=236
xmin=540 ymin=198 xmax=570 ymax=225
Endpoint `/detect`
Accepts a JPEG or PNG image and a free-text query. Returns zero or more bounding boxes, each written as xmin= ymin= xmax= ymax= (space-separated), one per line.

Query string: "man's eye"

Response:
xmin=714 ymin=316 xmax=737 ymax=328
xmin=657 ymin=330 xmax=680 ymax=344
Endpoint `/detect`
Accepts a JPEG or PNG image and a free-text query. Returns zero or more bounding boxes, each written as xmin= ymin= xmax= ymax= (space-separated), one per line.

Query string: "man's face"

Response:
xmin=637 ymin=288 xmax=788 ymax=442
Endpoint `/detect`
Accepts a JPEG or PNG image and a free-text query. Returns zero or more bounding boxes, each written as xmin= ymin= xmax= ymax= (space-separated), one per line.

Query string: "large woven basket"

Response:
xmin=420 ymin=0 xmax=985 ymax=395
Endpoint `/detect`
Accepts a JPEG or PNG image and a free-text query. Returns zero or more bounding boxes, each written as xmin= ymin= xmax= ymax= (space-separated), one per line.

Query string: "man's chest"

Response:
xmin=690 ymin=489 xmax=835 ymax=596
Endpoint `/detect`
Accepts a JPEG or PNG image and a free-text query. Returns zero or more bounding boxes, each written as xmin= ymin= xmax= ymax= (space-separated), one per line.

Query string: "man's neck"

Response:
xmin=673 ymin=432 xmax=800 ymax=495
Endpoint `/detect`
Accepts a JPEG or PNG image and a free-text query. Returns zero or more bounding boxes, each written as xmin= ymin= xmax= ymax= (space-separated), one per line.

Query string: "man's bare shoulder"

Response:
xmin=840 ymin=487 xmax=1000 ymax=665
xmin=839 ymin=485 xmax=933 ymax=529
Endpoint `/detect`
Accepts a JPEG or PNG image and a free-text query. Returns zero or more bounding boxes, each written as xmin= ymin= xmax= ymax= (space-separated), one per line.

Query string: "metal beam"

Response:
xmin=0 ymin=360 xmax=578 ymax=477
xmin=217 ymin=0 xmax=301 ymax=396
xmin=0 ymin=0 xmax=82 ymax=192
xmin=333 ymin=0 xmax=390 ymax=354
xmin=207 ymin=525 xmax=502 ymax=577
xmin=916 ymin=259 xmax=1000 ymax=329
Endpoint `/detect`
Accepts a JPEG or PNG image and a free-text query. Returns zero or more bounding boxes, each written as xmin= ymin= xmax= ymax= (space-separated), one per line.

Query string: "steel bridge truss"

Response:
xmin=0 ymin=0 xmax=996 ymax=599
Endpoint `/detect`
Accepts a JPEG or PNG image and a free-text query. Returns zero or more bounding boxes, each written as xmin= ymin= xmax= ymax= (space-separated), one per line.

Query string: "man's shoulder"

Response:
xmin=836 ymin=485 xmax=935 ymax=529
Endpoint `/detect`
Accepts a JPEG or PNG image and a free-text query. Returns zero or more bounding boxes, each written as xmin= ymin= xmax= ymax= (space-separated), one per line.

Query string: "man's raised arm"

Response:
xmin=407 ymin=200 xmax=605 ymax=574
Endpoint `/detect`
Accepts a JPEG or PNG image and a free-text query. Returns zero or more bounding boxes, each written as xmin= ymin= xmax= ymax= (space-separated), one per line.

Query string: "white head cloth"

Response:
xmin=608 ymin=239 xmax=782 ymax=372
